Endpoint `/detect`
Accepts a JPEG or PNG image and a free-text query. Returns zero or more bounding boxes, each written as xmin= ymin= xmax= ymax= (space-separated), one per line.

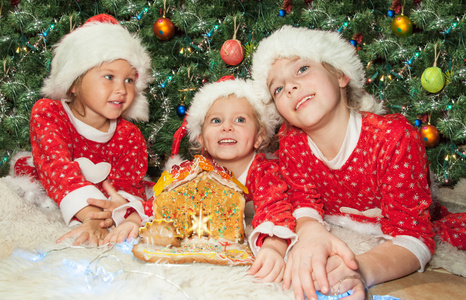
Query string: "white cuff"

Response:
xmin=60 ymin=185 xmax=106 ymax=225
xmin=112 ymin=191 xmax=148 ymax=226
xmin=392 ymin=235 xmax=432 ymax=272
xmin=248 ymin=221 xmax=298 ymax=260
xmin=293 ymin=207 xmax=329 ymax=230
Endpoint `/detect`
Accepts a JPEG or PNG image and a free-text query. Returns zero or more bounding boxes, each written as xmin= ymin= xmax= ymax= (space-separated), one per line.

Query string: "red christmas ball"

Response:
xmin=420 ymin=124 xmax=440 ymax=147
xmin=220 ymin=39 xmax=244 ymax=66
xmin=153 ymin=17 xmax=175 ymax=41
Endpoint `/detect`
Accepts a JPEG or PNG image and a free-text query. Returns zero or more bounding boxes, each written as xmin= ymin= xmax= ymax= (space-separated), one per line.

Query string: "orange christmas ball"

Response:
xmin=153 ymin=17 xmax=175 ymax=41
xmin=220 ymin=39 xmax=244 ymax=66
xmin=420 ymin=124 xmax=440 ymax=147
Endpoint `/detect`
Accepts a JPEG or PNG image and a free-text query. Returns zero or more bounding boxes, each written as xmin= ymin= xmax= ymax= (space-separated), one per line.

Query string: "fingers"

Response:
xmin=337 ymin=244 xmax=358 ymax=270
xmin=56 ymin=230 xmax=74 ymax=243
xmin=283 ymin=256 xmax=293 ymax=290
xmin=87 ymin=198 xmax=112 ymax=210
xmin=248 ymin=259 xmax=263 ymax=276
xmin=296 ymin=258 xmax=317 ymax=300
xmin=311 ymin=253 xmax=330 ymax=295
xmin=87 ymin=210 xmax=112 ymax=220
xmin=100 ymin=218 xmax=114 ymax=228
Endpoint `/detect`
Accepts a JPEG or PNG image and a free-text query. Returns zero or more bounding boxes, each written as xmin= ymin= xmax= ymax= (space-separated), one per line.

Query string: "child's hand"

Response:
xmin=314 ymin=255 xmax=365 ymax=300
xmin=86 ymin=180 xmax=129 ymax=228
xmin=103 ymin=217 xmax=140 ymax=244
xmin=249 ymin=247 xmax=286 ymax=283
xmin=248 ymin=236 xmax=288 ymax=283
xmin=86 ymin=198 xmax=115 ymax=228
xmin=57 ymin=218 xmax=109 ymax=246
xmin=283 ymin=218 xmax=357 ymax=300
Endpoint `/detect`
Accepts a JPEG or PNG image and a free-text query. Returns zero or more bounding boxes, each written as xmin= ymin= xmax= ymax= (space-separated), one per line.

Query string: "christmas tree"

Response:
xmin=1 ymin=0 xmax=465 ymax=186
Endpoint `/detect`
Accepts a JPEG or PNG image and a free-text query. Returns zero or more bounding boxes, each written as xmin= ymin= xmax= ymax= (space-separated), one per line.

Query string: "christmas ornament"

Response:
xmin=420 ymin=124 xmax=440 ymax=148
xmin=391 ymin=15 xmax=413 ymax=37
xmin=176 ymin=103 xmax=187 ymax=117
xmin=278 ymin=9 xmax=286 ymax=17
xmin=421 ymin=67 xmax=445 ymax=93
xmin=153 ymin=17 xmax=175 ymax=41
xmin=388 ymin=10 xmax=395 ymax=18
xmin=220 ymin=16 xmax=244 ymax=66
xmin=421 ymin=44 xmax=445 ymax=93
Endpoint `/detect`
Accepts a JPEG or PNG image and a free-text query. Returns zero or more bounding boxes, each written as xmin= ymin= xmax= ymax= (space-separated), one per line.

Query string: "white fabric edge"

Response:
xmin=112 ymin=191 xmax=148 ymax=226
xmin=248 ymin=221 xmax=298 ymax=261
xmin=293 ymin=207 xmax=330 ymax=230
xmin=60 ymin=185 xmax=106 ymax=225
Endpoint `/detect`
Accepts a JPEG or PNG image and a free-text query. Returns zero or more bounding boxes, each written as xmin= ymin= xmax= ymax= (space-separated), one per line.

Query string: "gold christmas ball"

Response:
xmin=421 ymin=67 xmax=445 ymax=93
xmin=153 ymin=17 xmax=175 ymax=41
xmin=391 ymin=15 xmax=413 ymax=37
xmin=420 ymin=124 xmax=440 ymax=147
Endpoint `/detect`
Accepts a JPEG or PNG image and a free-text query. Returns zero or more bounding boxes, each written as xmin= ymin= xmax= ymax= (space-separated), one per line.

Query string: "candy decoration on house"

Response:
xmin=421 ymin=43 xmax=445 ymax=93
xmin=153 ymin=0 xmax=175 ymax=41
xmin=220 ymin=16 xmax=244 ymax=66
xmin=420 ymin=124 xmax=440 ymax=148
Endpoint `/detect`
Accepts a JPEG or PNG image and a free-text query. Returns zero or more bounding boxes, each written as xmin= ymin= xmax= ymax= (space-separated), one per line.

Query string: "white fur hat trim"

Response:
xmin=251 ymin=26 xmax=385 ymax=114
xmin=41 ymin=22 xmax=152 ymax=121
xmin=186 ymin=79 xmax=281 ymax=143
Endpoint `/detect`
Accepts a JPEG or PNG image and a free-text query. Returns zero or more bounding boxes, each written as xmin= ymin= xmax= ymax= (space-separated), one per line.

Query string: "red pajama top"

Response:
xmin=30 ymin=99 xmax=148 ymax=224
xmin=278 ymin=112 xmax=435 ymax=254
xmin=241 ymin=153 xmax=297 ymax=256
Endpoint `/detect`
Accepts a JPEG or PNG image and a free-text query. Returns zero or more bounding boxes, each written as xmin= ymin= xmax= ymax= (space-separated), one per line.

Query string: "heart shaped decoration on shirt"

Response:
xmin=75 ymin=157 xmax=111 ymax=184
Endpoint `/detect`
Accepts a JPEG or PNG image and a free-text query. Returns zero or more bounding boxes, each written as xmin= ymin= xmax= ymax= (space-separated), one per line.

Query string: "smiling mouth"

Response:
xmin=295 ymin=95 xmax=314 ymax=110
xmin=218 ymin=139 xmax=237 ymax=144
xmin=109 ymin=101 xmax=124 ymax=105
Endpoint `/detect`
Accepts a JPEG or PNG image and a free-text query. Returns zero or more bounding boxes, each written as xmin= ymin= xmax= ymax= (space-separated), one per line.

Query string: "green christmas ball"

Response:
xmin=421 ymin=67 xmax=445 ymax=93
xmin=391 ymin=15 xmax=413 ymax=37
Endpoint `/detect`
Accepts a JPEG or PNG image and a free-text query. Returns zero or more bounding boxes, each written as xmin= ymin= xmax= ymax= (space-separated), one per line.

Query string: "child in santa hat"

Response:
xmin=167 ymin=76 xmax=296 ymax=282
xmin=251 ymin=25 xmax=437 ymax=299
xmin=12 ymin=14 xmax=152 ymax=246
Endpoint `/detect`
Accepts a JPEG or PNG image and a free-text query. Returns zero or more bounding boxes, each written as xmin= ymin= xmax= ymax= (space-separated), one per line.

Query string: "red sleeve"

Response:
xmin=246 ymin=153 xmax=295 ymax=231
xmin=278 ymin=125 xmax=323 ymax=216
xmin=30 ymin=99 xmax=93 ymax=205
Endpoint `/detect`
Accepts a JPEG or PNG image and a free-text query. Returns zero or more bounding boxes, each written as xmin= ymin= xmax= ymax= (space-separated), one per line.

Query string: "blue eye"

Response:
xmin=211 ymin=118 xmax=221 ymax=124
xmin=298 ymin=66 xmax=309 ymax=74
xmin=125 ymin=78 xmax=135 ymax=84
xmin=104 ymin=75 xmax=114 ymax=80
xmin=273 ymin=86 xmax=283 ymax=95
xmin=235 ymin=117 xmax=246 ymax=123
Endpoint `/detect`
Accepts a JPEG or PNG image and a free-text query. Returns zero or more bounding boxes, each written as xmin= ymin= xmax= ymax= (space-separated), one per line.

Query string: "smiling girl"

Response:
xmin=252 ymin=26 xmax=435 ymax=300
xmin=168 ymin=77 xmax=297 ymax=282
xmin=13 ymin=14 xmax=152 ymax=246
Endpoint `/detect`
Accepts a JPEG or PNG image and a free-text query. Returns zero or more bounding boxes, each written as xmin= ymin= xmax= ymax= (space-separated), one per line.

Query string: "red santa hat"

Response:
xmin=251 ymin=25 xmax=385 ymax=114
xmin=166 ymin=76 xmax=281 ymax=169
xmin=40 ymin=14 xmax=152 ymax=121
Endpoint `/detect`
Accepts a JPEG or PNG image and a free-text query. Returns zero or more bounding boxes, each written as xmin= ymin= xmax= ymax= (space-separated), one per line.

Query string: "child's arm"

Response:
xmin=248 ymin=236 xmax=288 ymax=283
xmin=283 ymin=217 xmax=358 ymax=300
xmin=317 ymin=240 xmax=419 ymax=300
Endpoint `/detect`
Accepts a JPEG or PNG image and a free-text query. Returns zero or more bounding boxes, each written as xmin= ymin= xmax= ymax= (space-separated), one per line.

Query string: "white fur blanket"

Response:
xmin=0 ymin=176 xmax=465 ymax=300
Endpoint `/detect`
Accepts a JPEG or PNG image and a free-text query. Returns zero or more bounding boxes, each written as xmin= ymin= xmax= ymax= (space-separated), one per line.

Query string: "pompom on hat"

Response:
xmin=166 ymin=76 xmax=281 ymax=169
xmin=251 ymin=25 xmax=385 ymax=114
xmin=41 ymin=14 xmax=152 ymax=121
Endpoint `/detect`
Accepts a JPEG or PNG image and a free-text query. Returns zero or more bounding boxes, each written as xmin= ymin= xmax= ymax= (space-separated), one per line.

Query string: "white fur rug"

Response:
xmin=0 ymin=176 xmax=465 ymax=300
